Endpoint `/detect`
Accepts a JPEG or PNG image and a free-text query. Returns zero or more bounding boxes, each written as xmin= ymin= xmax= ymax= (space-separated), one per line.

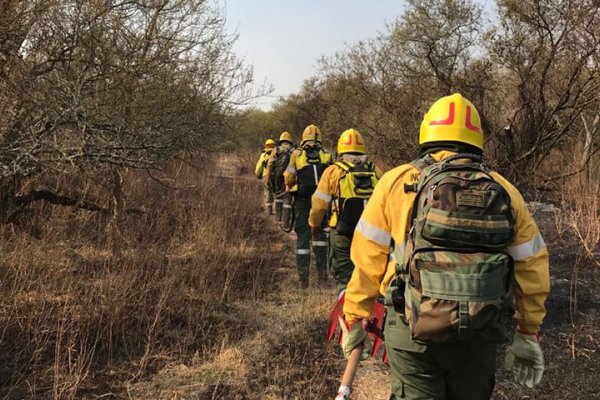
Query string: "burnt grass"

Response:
xmin=493 ymin=211 xmax=600 ymax=400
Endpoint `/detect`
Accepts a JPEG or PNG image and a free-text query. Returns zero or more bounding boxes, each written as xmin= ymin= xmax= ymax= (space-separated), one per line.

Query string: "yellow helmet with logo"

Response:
xmin=301 ymin=124 xmax=322 ymax=144
xmin=419 ymin=93 xmax=484 ymax=150
xmin=279 ymin=131 xmax=292 ymax=143
xmin=337 ymin=128 xmax=366 ymax=155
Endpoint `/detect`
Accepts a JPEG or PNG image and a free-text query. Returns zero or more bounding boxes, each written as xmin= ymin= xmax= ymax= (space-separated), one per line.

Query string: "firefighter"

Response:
xmin=309 ymin=129 xmax=382 ymax=294
xmin=339 ymin=94 xmax=550 ymax=399
xmin=265 ymin=131 xmax=295 ymax=229
xmin=284 ymin=124 xmax=332 ymax=288
xmin=255 ymin=138 xmax=276 ymax=215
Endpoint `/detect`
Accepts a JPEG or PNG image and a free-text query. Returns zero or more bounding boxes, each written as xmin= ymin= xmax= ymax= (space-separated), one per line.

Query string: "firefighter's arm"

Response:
xmin=309 ymin=166 xmax=335 ymax=228
xmin=284 ymin=150 xmax=299 ymax=188
xmin=344 ymin=173 xmax=393 ymax=324
xmin=254 ymin=154 xmax=264 ymax=178
xmin=495 ymin=173 xmax=550 ymax=334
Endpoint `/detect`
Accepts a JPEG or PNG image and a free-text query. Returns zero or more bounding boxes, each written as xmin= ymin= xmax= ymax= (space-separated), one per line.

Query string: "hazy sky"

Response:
xmin=222 ymin=1 xmax=407 ymax=110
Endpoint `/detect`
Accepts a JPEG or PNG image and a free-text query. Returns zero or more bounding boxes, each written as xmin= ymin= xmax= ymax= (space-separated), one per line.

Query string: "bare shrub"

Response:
xmin=559 ymin=158 xmax=600 ymax=268
xmin=0 ymin=155 xmax=268 ymax=399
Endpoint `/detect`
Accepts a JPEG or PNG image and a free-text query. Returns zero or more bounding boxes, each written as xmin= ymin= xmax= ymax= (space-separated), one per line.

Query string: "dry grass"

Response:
xmin=552 ymin=163 xmax=600 ymax=336
xmin=0 ymin=153 xmax=275 ymax=399
xmin=559 ymin=172 xmax=600 ymax=269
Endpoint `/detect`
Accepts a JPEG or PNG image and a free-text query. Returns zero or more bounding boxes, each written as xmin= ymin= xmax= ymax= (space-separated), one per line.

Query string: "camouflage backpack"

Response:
xmin=270 ymin=147 xmax=292 ymax=193
xmin=399 ymin=153 xmax=515 ymax=344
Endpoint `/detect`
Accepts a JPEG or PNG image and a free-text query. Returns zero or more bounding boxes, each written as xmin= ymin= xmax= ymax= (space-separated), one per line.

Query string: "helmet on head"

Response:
xmin=279 ymin=131 xmax=292 ymax=143
xmin=419 ymin=93 xmax=484 ymax=150
xmin=301 ymin=124 xmax=322 ymax=144
xmin=264 ymin=139 xmax=276 ymax=151
xmin=337 ymin=128 xmax=366 ymax=155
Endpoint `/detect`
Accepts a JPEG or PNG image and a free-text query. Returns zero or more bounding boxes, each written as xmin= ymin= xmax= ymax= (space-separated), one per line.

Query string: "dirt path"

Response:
xmin=213 ymin=152 xmax=392 ymax=399
xmin=225 ymin=151 xmax=391 ymax=398
xmin=250 ymin=203 xmax=392 ymax=400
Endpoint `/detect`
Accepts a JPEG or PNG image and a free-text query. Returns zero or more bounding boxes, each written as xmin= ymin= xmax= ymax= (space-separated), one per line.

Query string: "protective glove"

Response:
xmin=338 ymin=316 xmax=373 ymax=360
xmin=335 ymin=385 xmax=351 ymax=400
xmin=311 ymin=226 xmax=321 ymax=240
xmin=504 ymin=330 xmax=544 ymax=388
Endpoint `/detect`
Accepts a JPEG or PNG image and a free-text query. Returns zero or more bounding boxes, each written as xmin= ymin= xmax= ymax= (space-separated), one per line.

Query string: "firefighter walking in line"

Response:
xmin=265 ymin=131 xmax=295 ymax=230
xmin=284 ymin=124 xmax=332 ymax=288
xmin=339 ymin=94 xmax=549 ymax=399
xmin=255 ymin=138 xmax=276 ymax=215
xmin=309 ymin=129 xmax=382 ymax=294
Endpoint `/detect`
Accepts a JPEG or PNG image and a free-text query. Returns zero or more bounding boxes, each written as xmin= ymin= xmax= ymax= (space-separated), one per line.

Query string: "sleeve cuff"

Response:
xmin=516 ymin=324 xmax=539 ymax=335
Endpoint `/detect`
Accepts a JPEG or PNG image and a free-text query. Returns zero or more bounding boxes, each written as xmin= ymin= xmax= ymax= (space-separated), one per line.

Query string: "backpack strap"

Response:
xmin=404 ymin=155 xmax=435 ymax=193
xmin=335 ymin=160 xmax=353 ymax=172
xmin=409 ymin=154 xmax=435 ymax=172
xmin=440 ymin=152 xmax=482 ymax=165
xmin=335 ymin=162 xmax=352 ymax=201
xmin=366 ymin=161 xmax=376 ymax=172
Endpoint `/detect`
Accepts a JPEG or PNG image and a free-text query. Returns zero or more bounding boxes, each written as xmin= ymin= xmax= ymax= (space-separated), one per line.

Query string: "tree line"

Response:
xmin=236 ymin=0 xmax=600 ymax=188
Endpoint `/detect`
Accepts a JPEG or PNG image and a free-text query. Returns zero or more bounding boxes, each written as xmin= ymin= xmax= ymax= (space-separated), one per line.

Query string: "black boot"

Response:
xmin=299 ymin=276 xmax=309 ymax=289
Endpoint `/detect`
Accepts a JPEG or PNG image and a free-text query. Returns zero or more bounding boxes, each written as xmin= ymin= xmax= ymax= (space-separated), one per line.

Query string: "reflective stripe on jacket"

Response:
xmin=343 ymin=150 xmax=550 ymax=335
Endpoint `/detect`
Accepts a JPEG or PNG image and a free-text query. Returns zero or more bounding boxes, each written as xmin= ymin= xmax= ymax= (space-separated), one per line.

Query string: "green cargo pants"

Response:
xmin=280 ymin=192 xmax=293 ymax=230
xmin=274 ymin=191 xmax=284 ymax=221
xmin=384 ymin=287 xmax=496 ymax=400
xmin=329 ymin=229 xmax=354 ymax=293
xmin=294 ymin=197 xmax=327 ymax=280
xmin=263 ymin=182 xmax=274 ymax=215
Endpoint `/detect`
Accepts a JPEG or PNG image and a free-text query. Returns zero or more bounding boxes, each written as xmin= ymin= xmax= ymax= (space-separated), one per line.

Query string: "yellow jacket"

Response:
xmin=309 ymin=155 xmax=383 ymax=229
xmin=265 ymin=142 xmax=293 ymax=184
xmin=283 ymin=142 xmax=332 ymax=190
xmin=344 ymin=151 xmax=550 ymax=335
xmin=254 ymin=150 xmax=272 ymax=179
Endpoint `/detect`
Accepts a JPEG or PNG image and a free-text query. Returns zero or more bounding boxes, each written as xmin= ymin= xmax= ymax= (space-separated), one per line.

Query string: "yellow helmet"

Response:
xmin=337 ymin=128 xmax=366 ymax=155
xmin=419 ymin=93 xmax=484 ymax=150
xmin=279 ymin=131 xmax=292 ymax=143
xmin=264 ymin=139 xmax=276 ymax=151
xmin=301 ymin=124 xmax=322 ymax=144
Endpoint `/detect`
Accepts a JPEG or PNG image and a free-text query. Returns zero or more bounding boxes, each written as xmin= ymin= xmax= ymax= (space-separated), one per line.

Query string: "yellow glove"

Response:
xmin=504 ymin=331 xmax=545 ymax=388
xmin=338 ymin=316 xmax=373 ymax=360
